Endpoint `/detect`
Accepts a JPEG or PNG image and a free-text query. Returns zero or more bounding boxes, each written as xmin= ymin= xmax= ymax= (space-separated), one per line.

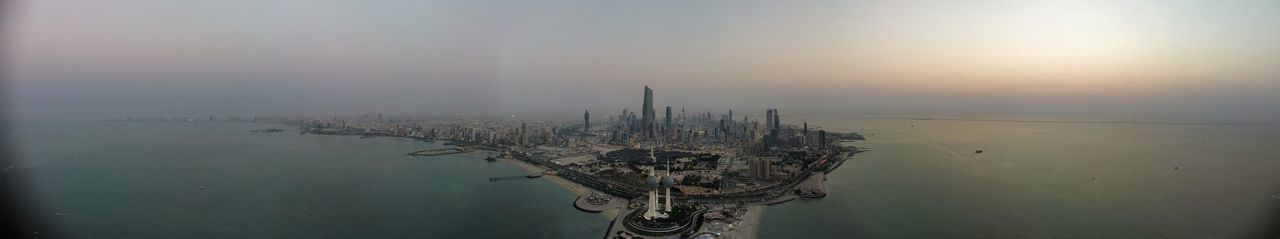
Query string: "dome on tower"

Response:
xmin=660 ymin=175 xmax=675 ymax=188
xmin=645 ymin=175 xmax=659 ymax=189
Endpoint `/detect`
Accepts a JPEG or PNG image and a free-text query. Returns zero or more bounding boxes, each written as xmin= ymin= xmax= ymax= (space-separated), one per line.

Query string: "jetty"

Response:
xmin=250 ymin=128 xmax=284 ymax=133
xmin=407 ymin=148 xmax=472 ymax=157
xmin=489 ymin=173 xmax=544 ymax=182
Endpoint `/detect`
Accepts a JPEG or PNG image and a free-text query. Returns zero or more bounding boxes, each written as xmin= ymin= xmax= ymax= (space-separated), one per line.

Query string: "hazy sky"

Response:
xmin=7 ymin=0 xmax=1279 ymax=121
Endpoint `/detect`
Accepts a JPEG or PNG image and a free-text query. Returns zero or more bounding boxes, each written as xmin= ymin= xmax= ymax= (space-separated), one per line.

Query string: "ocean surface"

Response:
xmin=760 ymin=114 xmax=1280 ymax=238
xmin=11 ymin=121 xmax=607 ymax=238
xmin=10 ymin=115 xmax=1280 ymax=238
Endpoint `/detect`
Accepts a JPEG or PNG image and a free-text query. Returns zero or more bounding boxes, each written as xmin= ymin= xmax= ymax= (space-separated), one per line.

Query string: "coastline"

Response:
xmin=498 ymin=158 xmax=623 ymax=219
xmin=739 ymin=205 xmax=765 ymax=239
xmin=499 ymin=158 xmax=590 ymax=195
xmin=492 ymin=150 xmax=837 ymax=239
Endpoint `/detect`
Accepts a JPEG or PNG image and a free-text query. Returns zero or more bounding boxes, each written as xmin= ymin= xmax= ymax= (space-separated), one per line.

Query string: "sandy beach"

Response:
xmin=499 ymin=158 xmax=622 ymax=219
xmin=735 ymin=205 xmax=766 ymax=239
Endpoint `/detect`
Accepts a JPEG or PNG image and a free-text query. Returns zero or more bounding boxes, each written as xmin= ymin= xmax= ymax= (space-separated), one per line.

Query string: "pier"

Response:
xmin=488 ymin=173 xmax=544 ymax=182
xmin=407 ymin=148 xmax=472 ymax=157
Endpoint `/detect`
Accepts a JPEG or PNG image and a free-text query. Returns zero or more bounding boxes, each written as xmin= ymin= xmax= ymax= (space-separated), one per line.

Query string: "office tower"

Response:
xmin=664 ymin=106 xmax=672 ymax=129
xmin=584 ymin=110 xmax=591 ymax=131
xmin=520 ymin=122 xmax=528 ymax=146
xmin=818 ymin=130 xmax=827 ymax=150
xmin=679 ymin=106 xmax=686 ymax=128
xmin=803 ymin=122 xmax=808 ymax=147
xmin=765 ymin=109 xmax=773 ymax=131
xmin=728 ymin=110 xmax=733 ymax=124
xmin=772 ymin=109 xmax=780 ymax=130
xmin=641 ymin=86 xmax=655 ymax=138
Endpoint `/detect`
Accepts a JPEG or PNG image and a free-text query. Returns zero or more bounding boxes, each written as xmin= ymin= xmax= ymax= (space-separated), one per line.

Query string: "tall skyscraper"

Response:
xmin=641 ymin=86 xmax=655 ymax=138
xmin=584 ymin=110 xmax=591 ymax=131
xmin=664 ymin=106 xmax=672 ymax=129
xmin=765 ymin=109 xmax=774 ymax=130
xmin=772 ymin=109 xmax=780 ymax=130
xmin=818 ymin=130 xmax=827 ymax=150
xmin=519 ymin=122 xmax=528 ymax=146
xmin=803 ymin=122 xmax=809 ymax=147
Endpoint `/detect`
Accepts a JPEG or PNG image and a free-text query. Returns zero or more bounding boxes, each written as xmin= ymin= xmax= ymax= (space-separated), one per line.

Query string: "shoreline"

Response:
xmin=494 ymin=150 xmax=839 ymax=239
xmin=499 ymin=158 xmax=591 ymax=195
xmin=498 ymin=158 xmax=623 ymax=220
xmin=738 ymin=205 xmax=765 ymax=239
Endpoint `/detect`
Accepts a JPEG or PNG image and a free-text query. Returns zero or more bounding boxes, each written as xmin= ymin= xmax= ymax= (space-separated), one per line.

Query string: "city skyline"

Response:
xmin=3 ymin=1 xmax=1278 ymax=238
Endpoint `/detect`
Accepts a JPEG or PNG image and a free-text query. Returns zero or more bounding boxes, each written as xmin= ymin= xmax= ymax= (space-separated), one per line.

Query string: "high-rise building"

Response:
xmin=584 ymin=110 xmax=591 ymax=131
xmin=519 ymin=122 xmax=528 ymax=146
xmin=679 ymin=106 xmax=686 ymax=128
xmin=803 ymin=122 xmax=809 ymax=147
xmin=765 ymin=109 xmax=774 ymax=130
xmin=748 ymin=157 xmax=773 ymax=180
xmin=664 ymin=106 xmax=672 ymax=129
xmin=772 ymin=109 xmax=780 ymax=130
xmin=641 ymin=86 xmax=655 ymax=138
xmin=818 ymin=129 xmax=827 ymax=150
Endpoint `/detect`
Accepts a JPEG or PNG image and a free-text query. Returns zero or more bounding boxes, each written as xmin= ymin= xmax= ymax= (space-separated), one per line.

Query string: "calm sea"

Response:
xmin=11 ymin=115 xmax=1280 ymax=238
xmin=760 ymin=114 xmax=1280 ymax=238
xmin=12 ymin=121 xmax=607 ymax=238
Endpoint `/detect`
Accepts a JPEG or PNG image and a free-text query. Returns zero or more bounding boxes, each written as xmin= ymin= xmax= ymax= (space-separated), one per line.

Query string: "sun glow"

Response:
xmin=1004 ymin=1 xmax=1140 ymax=66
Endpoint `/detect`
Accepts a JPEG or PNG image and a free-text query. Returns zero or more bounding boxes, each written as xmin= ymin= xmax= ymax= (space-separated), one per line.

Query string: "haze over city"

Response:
xmin=4 ymin=1 xmax=1280 ymax=238
xmin=7 ymin=0 xmax=1278 ymax=121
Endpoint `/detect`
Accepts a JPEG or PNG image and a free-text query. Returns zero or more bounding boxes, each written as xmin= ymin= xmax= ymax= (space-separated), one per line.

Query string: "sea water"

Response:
xmin=759 ymin=114 xmax=1280 ymax=238
xmin=12 ymin=121 xmax=607 ymax=238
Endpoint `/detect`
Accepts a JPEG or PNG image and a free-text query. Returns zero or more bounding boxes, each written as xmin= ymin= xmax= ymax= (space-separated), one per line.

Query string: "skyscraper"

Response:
xmin=641 ymin=86 xmax=655 ymax=138
xmin=664 ymin=106 xmax=672 ymax=130
xmin=584 ymin=110 xmax=590 ymax=131
xmin=772 ymin=109 xmax=780 ymax=130
xmin=519 ymin=122 xmax=528 ymax=146
xmin=818 ymin=129 xmax=827 ymax=150
xmin=765 ymin=109 xmax=773 ymax=131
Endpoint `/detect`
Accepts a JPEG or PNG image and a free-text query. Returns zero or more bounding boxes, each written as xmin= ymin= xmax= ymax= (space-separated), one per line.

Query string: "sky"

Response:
xmin=5 ymin=0 xmax=1279 ymax=121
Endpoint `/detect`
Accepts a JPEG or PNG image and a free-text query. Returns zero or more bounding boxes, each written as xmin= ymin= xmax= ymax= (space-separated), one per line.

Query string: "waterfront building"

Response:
xmin=643 ymin=147 xmax=676 ymax=220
